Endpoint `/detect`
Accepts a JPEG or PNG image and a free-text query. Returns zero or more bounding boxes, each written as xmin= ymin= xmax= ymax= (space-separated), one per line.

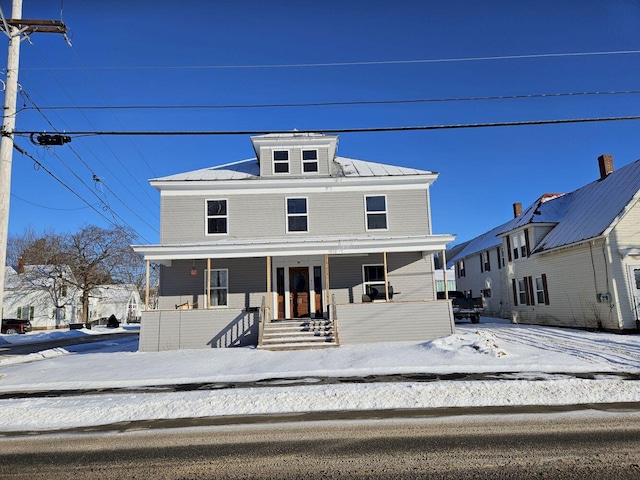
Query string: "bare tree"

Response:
xmin=7 ymin=225 xmax=143 ymax=325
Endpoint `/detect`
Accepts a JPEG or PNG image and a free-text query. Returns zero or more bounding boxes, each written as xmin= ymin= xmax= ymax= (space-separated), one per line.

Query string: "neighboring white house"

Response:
xmin=3 ymin=262 xmax=143 ymax=329
xmin=133 ymin=132 xmax=457 ymax=351
xmin=449 ymin=154 xmax=640 ymax=332
xmin=2 ymin=263 xmax=80 ymax=329
xmin=88 ymin=284 xmax=142 ymax=324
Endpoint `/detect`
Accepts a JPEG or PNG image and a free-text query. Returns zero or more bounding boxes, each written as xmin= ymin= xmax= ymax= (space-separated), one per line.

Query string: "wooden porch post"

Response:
xmin=266 ymin=256 xmax=272 ymax=321
xmin=383 ymin=251 xmax=389 ymax=301
xmin=207 ymin=258 xmax=211 ymax=309
xmin=442 ymin=249 xmax=449 ymax=300
xmin=145 ymin=259 xmax=150 ymax=311
xmin=324 ymin=254 xmax=330 ymax=314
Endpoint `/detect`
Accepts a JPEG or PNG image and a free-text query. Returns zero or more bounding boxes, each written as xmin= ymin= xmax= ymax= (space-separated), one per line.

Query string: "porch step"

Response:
xmin=259 ymin=318 xmax=339 ymax=350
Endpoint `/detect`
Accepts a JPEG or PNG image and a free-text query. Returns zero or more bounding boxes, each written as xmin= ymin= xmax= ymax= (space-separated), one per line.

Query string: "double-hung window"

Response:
xmin=206 ymin=200 xmax=227 ymax=235
xmin=208 ymin=269 xmax=228 ymax=307
xmin=481 ymin=251 xmax=491 ymax=272
xmin=511 ymin=231 xmax=526 ymax=260
xmin=273 ymin=150 xmax=289 ymax=174
xmin=302 ymin=149 xmax=318 ymax=173
xmin=363 ymin=264 xmax=385 ymax=301
xmin=517 ymin=279 xmax=527 ymax=305
xmin=286 ymin=198 xmax=308 ymax=232
xmin=365 ymin=195 xmax=387 ymax=230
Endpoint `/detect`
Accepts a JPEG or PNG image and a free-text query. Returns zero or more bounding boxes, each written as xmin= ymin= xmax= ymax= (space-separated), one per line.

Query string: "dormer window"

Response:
xmin=273 ymin=150 xmax=289 ymax=174
xmin=302 ymin=149 xmax=318 ymax=173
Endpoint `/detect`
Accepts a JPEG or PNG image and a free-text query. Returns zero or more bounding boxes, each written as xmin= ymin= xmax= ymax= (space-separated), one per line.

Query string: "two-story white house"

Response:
xmin=133 ymin=133 xmax=457 ymax=351
xmin=450 ymin=154 xmax=640 ymax=332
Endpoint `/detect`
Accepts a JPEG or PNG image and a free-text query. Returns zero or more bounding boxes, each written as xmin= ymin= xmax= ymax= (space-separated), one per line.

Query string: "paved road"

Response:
xmin=0 ymin=331 xmax=139 ymax=356
xmin=1 ymin=412 xmax=639 ymax=479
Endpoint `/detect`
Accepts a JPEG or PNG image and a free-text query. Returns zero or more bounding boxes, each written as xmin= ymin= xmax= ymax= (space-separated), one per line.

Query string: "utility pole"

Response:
xmin=0 ymin=0 xmax=66 ymax=318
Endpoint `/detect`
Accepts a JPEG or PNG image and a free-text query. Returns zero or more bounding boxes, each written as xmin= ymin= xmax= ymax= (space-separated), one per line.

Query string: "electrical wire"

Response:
xmin=28 ymin=90 xmax=640 ymax=111
xmin=15 ymin=49 xmax=640 ymax=70
xmin=11 ymin=192 xmax=96 ymax=210
xmin=14 ymin=115 xmax=640 ymax=137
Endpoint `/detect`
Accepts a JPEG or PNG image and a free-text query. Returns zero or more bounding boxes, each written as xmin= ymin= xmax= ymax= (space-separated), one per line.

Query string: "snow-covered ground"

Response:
xmin=0 ymin=318 xmax=639 ymax=432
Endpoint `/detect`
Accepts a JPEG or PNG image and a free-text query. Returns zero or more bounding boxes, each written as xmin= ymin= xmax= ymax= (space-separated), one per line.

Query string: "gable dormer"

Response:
xmin=250 ymin=133 xmax=338 ymax=178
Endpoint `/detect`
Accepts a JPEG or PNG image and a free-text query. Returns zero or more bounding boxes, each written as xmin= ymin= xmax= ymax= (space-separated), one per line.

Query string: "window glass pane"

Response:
xmin=273 ymin=150 xmax=288 ymax=161
xmin=366 ymin=196 xmax=386 ymax=212
xmin=274 ymin=162 xmax=289 ymax=173
xmin=367 ymin=213 xmax=387 ymax=230
xmin=303 ymin=162 xmax=318 ymax=173
xmin=302 ymin=150 xmax=317 ymax=160
xmin=210 ymin=289 xmax=227 ymax=306
xmin=287 ymin=198 xmax=307 ymax=214
xmin=208 ymin=218 xmax=227 ymax=234
xmin=207 ymin=200 xmax=226 ymax=216
xmin=288 ymin=216 xmax=308 ymax=232
xmin=634 ymin=269 xmax=640 ymax=289
xmin=364 ymin=265 xmax=385 ymax=282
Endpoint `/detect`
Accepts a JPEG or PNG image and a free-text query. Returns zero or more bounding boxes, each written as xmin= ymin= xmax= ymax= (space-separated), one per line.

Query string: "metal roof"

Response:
xmin=152 ymin=156 xmax=434 ymax=183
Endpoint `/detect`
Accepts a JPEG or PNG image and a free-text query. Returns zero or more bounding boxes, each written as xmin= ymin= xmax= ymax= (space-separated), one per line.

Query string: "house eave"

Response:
xmin=151 ymin=173 xmax=438 ymax=195
xmin=132 ymin=234 xmax=456 ymax=262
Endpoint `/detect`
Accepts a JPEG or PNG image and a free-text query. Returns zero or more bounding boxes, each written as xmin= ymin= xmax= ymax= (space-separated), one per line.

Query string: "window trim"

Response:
xmin=205 ymin=199 xmax=228 ymax=236
xmin=272 ymin=149 xmax=290 ymax=174
xmin=364 ymin=194 xmax=388 ymax=231
xmin=285 ymin=197 xmax=309 ymax=233
xmin=301 ymin=148 xmax=319 ymax=173
xmin=362 ymin=264 xmax=386 ymax=302
xmin=206 ymin=268 xmax=229 ymax=308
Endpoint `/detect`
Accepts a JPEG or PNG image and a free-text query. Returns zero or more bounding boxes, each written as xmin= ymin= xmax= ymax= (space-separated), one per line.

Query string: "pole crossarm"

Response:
xmin=1 ymin=18 xmax=67 ymax=35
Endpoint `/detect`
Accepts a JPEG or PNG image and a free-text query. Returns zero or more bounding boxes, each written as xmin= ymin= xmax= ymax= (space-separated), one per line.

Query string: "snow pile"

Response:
xmin=0 ymin=319 xmax=639 ymax=432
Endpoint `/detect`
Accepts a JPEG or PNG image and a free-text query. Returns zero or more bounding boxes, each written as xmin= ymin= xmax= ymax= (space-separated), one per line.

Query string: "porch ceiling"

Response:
xmin=132 ymin=234 xmax=456 ymax=261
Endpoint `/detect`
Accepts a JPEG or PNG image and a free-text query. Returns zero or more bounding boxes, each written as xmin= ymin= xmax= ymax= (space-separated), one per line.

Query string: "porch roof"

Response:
xmin=132 ymin=234 xmax=456 ymax=263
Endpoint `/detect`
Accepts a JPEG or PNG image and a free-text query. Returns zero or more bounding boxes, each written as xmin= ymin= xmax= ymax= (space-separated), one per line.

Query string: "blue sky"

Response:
xmin=2 ymin=0 xmax=640 ymax=246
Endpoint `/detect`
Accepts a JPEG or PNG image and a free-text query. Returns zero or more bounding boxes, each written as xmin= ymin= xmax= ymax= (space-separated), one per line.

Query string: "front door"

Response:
xmin=289 ymin=267 xmax=310 ymax=318
xmin=628 ymin=265 xmax=640 ymax=322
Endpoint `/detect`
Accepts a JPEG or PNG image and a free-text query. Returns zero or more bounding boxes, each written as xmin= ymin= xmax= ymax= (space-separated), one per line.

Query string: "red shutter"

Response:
xmin=506 ymin=236 xmax=512 ymax=262
xmin=527 ymin=276 xmax=535 ymax=305
xmin=542 ymin=273 xmax=550 ymax=305
xmin=524 ymin=228 xmax=531 ymax=257
xmin=512 ymin=278 xmax=518 ymax=306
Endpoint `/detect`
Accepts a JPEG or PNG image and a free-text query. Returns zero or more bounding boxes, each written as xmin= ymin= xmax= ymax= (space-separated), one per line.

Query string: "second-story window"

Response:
xmin=286 ymin=198 xmax=308 ymax=232
xmin=273 ymin=150 xmax=289 ymax=173
xmin=481 ymin=251 xmax=491 ymax=272
xmin=206 ymin=200 xmax=227 ymax=235
xmin=365 ymin=195 xmax=387 ymax=230
xmin=302 ymin=149 xmax=319 ymax=173
xmin=511 ymin=231 xmax=526 ymax=260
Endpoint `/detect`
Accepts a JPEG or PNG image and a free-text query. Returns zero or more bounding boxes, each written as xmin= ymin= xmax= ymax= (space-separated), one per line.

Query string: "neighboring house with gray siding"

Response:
xmin=133 ymin=133 xmax=456 ymax=351
xmin=449 ymin=154 xmax=640 ymax=332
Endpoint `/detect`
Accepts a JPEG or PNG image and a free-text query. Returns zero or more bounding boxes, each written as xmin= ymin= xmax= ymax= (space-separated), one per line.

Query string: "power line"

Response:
xmin=23 ymin=90 xmax=640 ymax=111
xmin=14 ymin=115 xmax=640 ymax=137
xmin=11 ymin=192 xmax=95 ymax=210
xmin=13 ymin=49 xmax=640 ymax=71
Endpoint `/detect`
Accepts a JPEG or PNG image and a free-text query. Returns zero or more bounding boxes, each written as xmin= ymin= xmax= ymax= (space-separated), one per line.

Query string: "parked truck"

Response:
xmin=437 ymin=291 xmax=483 ymax=323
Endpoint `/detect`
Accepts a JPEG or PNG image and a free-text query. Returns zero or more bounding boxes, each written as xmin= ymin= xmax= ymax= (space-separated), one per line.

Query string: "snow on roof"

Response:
xmin=91 ymin=284 xmax=139 ymax=303
xmin=152 ymin=156 xmax=433 ymax=182
xmin=153 ymin=158 xmax=260 ymax=182
xmin=481 ymin=157 xmax=640 ymax=254
xmin=334 ymin=157 xmax=433 ymax=177
xmin=448 ymin=221 xmax=511 ymax=264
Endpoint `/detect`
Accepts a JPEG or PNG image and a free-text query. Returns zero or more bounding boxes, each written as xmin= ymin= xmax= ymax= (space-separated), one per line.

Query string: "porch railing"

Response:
xmin=330 ymin=294 xmax=340 ymax=345
xmin=258 ymin=296 xmax=267 ymax=347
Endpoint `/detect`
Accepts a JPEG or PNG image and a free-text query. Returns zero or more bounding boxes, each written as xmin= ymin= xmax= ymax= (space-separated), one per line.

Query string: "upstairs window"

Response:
xmin=302 ymin=149 xmax=319 ymax=173
xmin=457 ymin=260 xmax=465 ymax=278
xmin=273 ymin=150 xmax=289 ymax=174
xmin=365 ymin=195 xmax=388 ymax=230
xmin=286 ymin=198 xmax=308 ymax=232
xmin=206 ymin=200 xmax=227 ymax=235
xmin=481 ymin=251 xmax=491 ymax=272
xmin=511 ymin=231 xmax=526 ymax=260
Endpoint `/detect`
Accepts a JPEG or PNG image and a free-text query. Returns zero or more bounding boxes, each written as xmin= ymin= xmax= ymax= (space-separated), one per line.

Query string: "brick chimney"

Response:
xmin=598 ymin=154 xmax=614 ymax=180
xmin=17 ymin=256 xmax=24 ymax=274
xmin=513 ymin=202 xmax=522 ymax=218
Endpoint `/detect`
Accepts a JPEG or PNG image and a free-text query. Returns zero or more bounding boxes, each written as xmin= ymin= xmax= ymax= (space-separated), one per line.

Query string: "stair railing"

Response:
xmin=331 ymin=294 xmax=340 ymax=345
